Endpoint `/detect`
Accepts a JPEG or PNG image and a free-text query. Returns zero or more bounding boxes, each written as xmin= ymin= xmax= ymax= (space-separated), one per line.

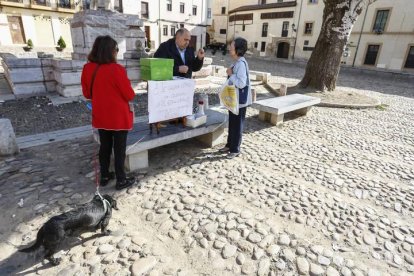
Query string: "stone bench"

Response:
xmin=251 ymin=94 xmax=321 ymax=126
xmin=124 ymin=108 xmax=227 ymax=171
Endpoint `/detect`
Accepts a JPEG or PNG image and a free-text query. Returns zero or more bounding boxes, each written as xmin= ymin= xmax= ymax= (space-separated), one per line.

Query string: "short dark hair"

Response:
xmin=233 ymin=37 xmax=248 ymax=57
xmin=87 ymin=35 xmax=118 ymax=64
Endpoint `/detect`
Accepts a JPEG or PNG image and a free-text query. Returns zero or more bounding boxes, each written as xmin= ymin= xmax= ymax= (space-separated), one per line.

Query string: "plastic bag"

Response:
xmin=219 ymin=80 xmax=239 ymax=115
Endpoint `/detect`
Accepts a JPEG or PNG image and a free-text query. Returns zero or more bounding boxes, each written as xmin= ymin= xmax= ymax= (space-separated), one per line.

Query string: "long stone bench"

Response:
xmin=124 ymin=108 xmax=227 ymax=171
xmin=251 ymin=94 xmax=321 ymax=126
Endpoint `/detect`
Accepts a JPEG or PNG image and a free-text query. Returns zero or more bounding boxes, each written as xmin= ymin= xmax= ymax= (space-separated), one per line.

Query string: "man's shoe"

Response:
xmin=219 ymin=146 xmax=230 ymax=153
xmin=116 ymin=177 xmax=136 ymax=190
xmin=226 ymin=152 xmax=240 ymax=159
xmin=100 ymin=172 xmax=115 ymax=187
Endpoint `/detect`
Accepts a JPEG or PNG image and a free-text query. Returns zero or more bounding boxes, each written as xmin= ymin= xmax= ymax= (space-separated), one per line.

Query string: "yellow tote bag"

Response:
xmin=219 ymin=81 xmax=239 ymax=115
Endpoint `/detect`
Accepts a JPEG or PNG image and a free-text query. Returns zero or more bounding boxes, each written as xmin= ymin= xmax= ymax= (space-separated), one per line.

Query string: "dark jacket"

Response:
xmin=154 ymin=38 xmax=203 ymax=78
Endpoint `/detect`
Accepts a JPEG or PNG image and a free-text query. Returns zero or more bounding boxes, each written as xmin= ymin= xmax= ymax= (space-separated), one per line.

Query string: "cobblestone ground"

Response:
xmin=0 ymin=57 xmax=413 ymax=275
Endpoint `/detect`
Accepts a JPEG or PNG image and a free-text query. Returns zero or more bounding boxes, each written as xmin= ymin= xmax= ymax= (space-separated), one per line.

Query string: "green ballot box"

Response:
xmin=140 ymin=58 xmax=174 ymax=81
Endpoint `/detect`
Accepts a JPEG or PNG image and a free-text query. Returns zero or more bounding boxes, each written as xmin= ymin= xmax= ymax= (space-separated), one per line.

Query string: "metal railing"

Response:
xmin=57 ymin=0 xmax=75 ymax=9
xmin=31 ymin=0 xmax=51 ymax=6
xmin=2 ymin=0 xmax=24 ymax=3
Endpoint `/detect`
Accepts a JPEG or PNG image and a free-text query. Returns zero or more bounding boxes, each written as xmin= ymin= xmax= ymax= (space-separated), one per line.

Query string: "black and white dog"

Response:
xmin=19 ymin=194 xmax=118 ymax=265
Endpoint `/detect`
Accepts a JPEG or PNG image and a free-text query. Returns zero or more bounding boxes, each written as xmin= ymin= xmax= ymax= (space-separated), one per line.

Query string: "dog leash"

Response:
xmin=93 ymin=146 xmax=111 ymax=214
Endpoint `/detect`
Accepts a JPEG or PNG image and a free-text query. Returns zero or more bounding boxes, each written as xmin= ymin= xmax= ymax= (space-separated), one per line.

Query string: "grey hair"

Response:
xmin=175 ymin=28 xmax=190 ymax=37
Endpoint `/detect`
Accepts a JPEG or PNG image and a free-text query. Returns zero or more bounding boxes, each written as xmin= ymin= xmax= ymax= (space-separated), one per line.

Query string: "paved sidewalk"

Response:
xmin=0 ymin=58 xmax=413 ymax=275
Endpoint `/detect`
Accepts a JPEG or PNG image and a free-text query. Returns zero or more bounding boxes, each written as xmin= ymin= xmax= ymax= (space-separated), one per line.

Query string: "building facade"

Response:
xmin=140 ymin=0 xmax=212 ymax=51
xmin=0 ymin=0 xmax=131 ymax=53
xmin=214 ymin=0 xmax=414 ymax=72
xmin=207 ymin=0 xmax=229 ymax=44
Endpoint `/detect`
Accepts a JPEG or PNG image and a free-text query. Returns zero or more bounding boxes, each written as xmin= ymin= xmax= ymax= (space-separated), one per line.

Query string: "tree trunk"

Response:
xmin=299 ymin=0 xmax=372 ymax=92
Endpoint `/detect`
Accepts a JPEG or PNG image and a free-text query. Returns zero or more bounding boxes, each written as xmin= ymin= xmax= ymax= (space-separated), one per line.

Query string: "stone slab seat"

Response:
xmin=251 ymin=94 xmax=321 ymax=126
xmin=123 ymin=108 xmax=227 ymax=171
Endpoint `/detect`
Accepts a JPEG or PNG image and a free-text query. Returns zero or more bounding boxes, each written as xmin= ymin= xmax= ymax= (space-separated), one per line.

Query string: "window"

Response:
xmin=373 ymin=10 xmax=389 ymax=33
xmin=163 ymin=25 xmax=168 ymax=36
xmin=282 ymin=21 xmax=289 ymax=37
xmin=141 ymin=2 xmax=149 ymax=19
xmin=259 ymin=0 xmax=266 ymax=4
xmin=364 ymin=44 xmax=380 ymax=65
xmin=254 ymin=42 xmax=258 ymax=48
xmin=261 ymin=42 xmax=266 ymax=52
xmin=304 ymin=22 xmax=313 ymax=35
xmin=304 ymin=40 xmax=309 ymax=46
xmin=171 ymin=26 xmax=176 ymax=36
xmin=242 ymin=24 xmax=245 ymax=31
xmin=404 ymin=46 xmax=414 ymax=69
xmin=180 ymin=2 xmax=185 ymax=13
xmin=262 ymin=23 xmax=268 ymax=37
xmin=220 ymin=29 xmax=226 ymax=34
xmin=207 ymin=8 xmax=211 ymax=18
xmin=180 ymin=23 xmax=184 ymax=28
xmin=309 ymin=0 xmax=318 ymax=3
xmin=193 ymin=5 xmax=197 ymax=16
xmin=166 ymin=0 xmax=172 ymax=11
xmin=221 ymin=7 xmax=226 ymax=14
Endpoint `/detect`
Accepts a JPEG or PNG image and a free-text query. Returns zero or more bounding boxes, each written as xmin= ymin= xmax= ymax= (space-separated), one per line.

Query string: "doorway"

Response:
xmin=144 ymin=26 xmax=151 ymax=48
xmin=7 ymin=16 xmax=26 ymax=44
xmin=190 ymin=35 xmax=197 ymax=49
xmin=277 ymin=42 xmax=290 ymax=59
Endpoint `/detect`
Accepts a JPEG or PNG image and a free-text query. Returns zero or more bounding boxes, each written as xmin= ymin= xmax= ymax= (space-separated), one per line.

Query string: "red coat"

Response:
xmin=81 ymin=62 xmax=136 ymax=130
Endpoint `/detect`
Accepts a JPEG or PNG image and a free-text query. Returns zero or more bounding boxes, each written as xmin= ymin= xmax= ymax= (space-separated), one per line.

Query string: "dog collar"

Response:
xmin=102 ymin=198 xmax=111 ymax=214
xmin=95 ymin=191 xmax=111 ymax=214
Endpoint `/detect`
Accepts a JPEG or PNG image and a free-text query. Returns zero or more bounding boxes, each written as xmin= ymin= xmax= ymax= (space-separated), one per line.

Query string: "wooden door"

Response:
xmin=144 ymin=26 xmax=150 ymax=43
xmin=190 ymin=35 xmax=197 ymax=49
xmin=7 ymin=16 xmax=25 ymax=44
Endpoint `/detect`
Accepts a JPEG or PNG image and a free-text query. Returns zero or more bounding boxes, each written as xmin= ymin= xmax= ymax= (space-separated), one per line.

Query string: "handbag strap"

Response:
xmin=90 ymin=64 xmax=100 ymax=98
xmin=240 ymin=59 xmax=250 ymax=86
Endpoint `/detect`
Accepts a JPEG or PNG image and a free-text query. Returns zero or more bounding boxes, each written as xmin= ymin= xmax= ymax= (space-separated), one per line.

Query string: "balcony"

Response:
xmin=31 ymin=0 xmax=51 ymax=6
xmin=57 ymin=0 xmax=75 ymax=9
xmin=0 ymin=0 xmax=25 ymax=8
xmin=31 ymin=0 xmax=52 ymax=10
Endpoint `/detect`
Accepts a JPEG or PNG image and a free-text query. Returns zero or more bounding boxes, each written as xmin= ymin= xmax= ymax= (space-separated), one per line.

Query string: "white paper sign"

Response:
xmin=148 ymin=79 xmax=195 ymax=124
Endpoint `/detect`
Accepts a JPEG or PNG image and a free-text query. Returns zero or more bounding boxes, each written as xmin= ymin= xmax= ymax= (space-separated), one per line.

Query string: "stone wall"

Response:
xmin=1 ymin=56 xmax=56 ymax=96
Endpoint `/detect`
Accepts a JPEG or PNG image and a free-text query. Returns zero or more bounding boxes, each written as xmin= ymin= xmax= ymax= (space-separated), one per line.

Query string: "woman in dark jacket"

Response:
xmin=81 ymin=35 xmax=136 ymax=190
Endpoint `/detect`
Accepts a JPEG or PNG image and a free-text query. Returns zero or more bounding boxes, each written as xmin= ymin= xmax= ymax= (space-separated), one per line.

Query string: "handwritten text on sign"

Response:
xmin=148 ymin=79 xmax=195 ymax=123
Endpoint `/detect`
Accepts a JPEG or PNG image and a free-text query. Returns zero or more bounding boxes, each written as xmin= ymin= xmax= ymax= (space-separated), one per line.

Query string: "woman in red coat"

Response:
xmin=81 ymin=35 xmax=136 ymax=190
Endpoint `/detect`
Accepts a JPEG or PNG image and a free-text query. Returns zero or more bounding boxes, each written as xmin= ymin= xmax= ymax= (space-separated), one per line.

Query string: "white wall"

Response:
xmin=0 ymin=14 xmax=13 ymax=45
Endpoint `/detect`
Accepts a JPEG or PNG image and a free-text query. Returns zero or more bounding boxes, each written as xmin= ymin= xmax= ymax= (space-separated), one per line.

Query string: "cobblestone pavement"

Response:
xmin=0 ymin=57 xmax=414 ymax=275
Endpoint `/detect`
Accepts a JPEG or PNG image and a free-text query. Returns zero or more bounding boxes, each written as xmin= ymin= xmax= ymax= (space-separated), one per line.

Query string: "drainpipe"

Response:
xmin=225 ymin=1 xmax=229 ymax=44
xmin=158 ymin=0 xmax=161 ymax=48
xmin=352 ymin=2 xmax=370 ymax=67
xmin=292 ymin=0 xmax=303 ymax=60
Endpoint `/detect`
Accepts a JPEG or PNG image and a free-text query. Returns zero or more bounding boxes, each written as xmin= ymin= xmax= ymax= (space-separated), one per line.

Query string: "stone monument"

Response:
xmin=0 ymin=119 xmax=19 ymax=156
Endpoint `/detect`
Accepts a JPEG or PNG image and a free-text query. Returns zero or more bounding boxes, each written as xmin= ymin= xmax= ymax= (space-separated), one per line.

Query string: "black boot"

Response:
xmin=116 ymin=177 xmax=136 ymax=190
xmin=100 ymin=172 xmax=115 ymax=186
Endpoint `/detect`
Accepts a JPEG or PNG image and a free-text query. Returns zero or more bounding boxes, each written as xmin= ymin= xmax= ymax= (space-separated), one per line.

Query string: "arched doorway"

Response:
xmin=277 ymin=42 xmax=290 ymax=59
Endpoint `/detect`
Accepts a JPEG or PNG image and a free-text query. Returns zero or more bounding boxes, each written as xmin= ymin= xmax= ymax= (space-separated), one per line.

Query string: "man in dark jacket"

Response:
xmin=154 ymin=28 xmax=204 ymax=78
